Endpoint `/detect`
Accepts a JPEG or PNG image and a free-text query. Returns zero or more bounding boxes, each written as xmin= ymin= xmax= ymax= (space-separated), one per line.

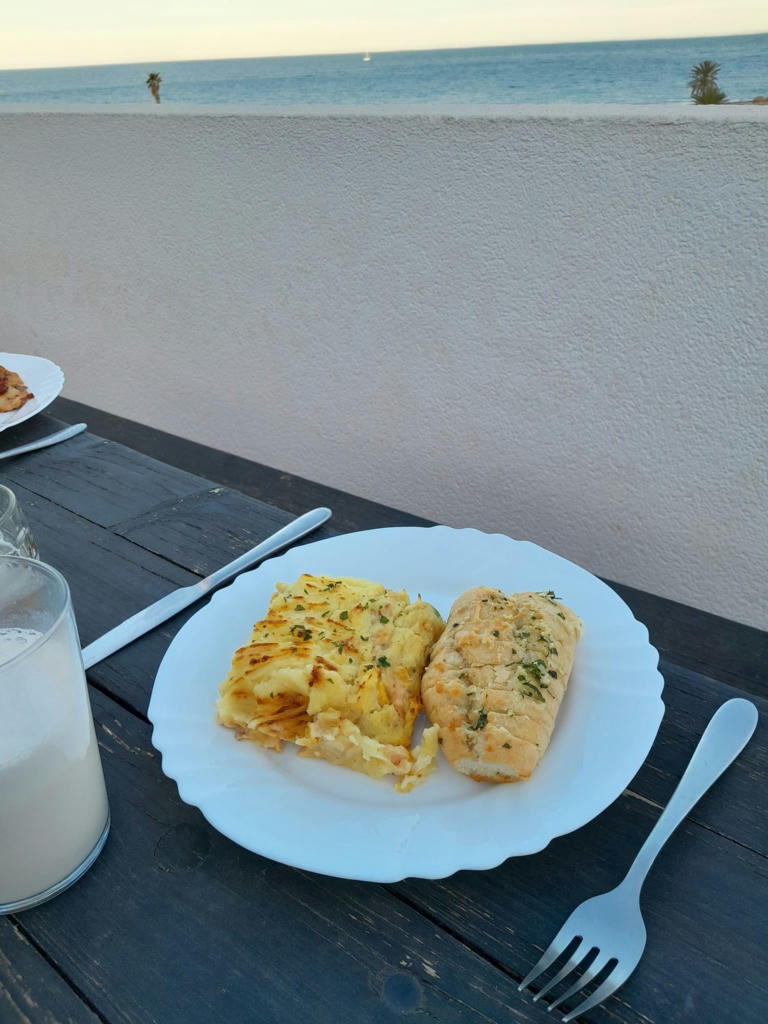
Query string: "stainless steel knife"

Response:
xmin=0 ymin=422 xmax=87 ymax=460
xmin=81 ymin=506 xmax=332 ymax=669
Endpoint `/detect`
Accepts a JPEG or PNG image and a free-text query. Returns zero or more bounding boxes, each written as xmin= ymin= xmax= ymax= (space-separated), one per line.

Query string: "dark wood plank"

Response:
xmin=0 ymin=917 xmax=101 ymax=1024
xmin=112 ymin=485 xmax=335 ymax=576
xmin=2 ymin=479 xmax=196 ymax=638
xmin=608 ymin=580 xmax=768 ymax=699
xmin=0 ymin=479 xmax=197 ymax=716
xmin=49 ymin=396 xmax=435 ymax=533
xmin=1 ymin=432 xmax=208 ymax=528
xmin=394 ymin=788 xmax=768 ymax=1024
xmin=16 ymin=687 xmax=544 ymax=1024
xmin=626 ymin=663 xmax=767 ymax=856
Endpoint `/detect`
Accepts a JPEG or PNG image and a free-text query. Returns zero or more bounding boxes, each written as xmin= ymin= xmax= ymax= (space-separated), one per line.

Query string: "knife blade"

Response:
xmin=0 ymin=422 xmax=87 ymax=460
xmin=81 ymin=506 xmax=332 ymax=669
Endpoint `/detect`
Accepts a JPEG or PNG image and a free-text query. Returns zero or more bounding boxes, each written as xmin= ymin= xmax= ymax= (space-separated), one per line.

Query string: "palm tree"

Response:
xmin=146 ymin=72 xmax=162 ymax=104
xmin=688 ymin=61 xmax=726 ymax=104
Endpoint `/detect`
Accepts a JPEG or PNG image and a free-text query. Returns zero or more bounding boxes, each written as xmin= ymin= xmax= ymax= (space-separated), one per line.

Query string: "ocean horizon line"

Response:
xmin=2 ymin=30 xmax=766 ymax=75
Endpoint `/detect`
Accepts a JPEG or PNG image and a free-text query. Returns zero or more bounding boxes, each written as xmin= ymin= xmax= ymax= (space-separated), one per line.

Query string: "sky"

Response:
xmin=1 ymin=1 xmax=766 ymax=70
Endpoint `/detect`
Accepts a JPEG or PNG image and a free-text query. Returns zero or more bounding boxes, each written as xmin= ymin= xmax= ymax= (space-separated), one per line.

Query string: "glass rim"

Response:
xmin=0 ymin=556 xmax=73 ymax=671
xmin=0 ymin=483 xmax=18 ymax=530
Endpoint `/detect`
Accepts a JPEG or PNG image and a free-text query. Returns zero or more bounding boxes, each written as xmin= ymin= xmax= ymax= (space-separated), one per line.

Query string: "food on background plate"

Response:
xmin=0 ymin=365 xmax=34 ymax=412
xmin=421 ymin=587 xmax=582 ymax=782
xmin=215 ymin=574 xmax=445 ymax=791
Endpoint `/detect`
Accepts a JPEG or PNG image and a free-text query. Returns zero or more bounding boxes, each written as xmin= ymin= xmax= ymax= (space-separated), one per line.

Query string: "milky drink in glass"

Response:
xmin=0 ymin=558 xmax=109 ymax=913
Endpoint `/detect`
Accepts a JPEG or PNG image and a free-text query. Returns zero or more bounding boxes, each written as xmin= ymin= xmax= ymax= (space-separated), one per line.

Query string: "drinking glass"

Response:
xmin=0 ymin=557 xmax=110 ymax=914
xmin=0 ymin=483 xmax=39 ymax=558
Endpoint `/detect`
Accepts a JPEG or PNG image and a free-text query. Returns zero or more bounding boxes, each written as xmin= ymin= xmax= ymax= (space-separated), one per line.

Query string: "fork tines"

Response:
xmin=518 ymin=935 xmax=625 ymax=1022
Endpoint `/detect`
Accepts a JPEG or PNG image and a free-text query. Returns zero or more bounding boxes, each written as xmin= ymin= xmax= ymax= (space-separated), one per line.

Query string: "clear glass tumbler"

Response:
xmin=0 ymin=557 xmax=110 ymax=913
xmin=0 ymin=484 xmax=39 ymax=558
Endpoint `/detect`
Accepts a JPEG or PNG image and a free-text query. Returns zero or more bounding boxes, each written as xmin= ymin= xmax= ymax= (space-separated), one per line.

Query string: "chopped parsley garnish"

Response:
xmin=557 ymin=612 xmax=566 ymax=619
xmin=289 ymin=625 xmax=312 ymax=641
xmin=492 ymin=629 xmax=500 ymax=638
xmin=548 ymin=669 xmax=558 ymax=678
xmin=377 ymin=656 xmax=390 ymax=668
xmin=360 ymin=635 xmax=369 ymax=641
xmin=294 ymin=604 xmax=305 ymax=611
xmin=470 ymin=709 xmax=488 ymax=731
xmin=502 ymin=742 xmax=511 ymax=749
xmin=524 ymin=661 xmax=543 ymax=682
xmin=339 ymin=610 xmax=349 ymax=620
xmin=379 ymin=614 xmax=389 ymax=624
xmin=521 ymin=681 xmax=545 ymax=703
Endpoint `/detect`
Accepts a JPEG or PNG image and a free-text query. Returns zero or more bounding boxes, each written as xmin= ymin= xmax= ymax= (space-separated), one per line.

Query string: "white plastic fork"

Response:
xmin=518 ymin=697 xmax=758 ymax=1022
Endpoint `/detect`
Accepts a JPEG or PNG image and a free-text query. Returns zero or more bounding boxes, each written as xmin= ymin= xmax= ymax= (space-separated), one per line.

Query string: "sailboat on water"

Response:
xmin=363 ymin=51 xmax=371 ymax=62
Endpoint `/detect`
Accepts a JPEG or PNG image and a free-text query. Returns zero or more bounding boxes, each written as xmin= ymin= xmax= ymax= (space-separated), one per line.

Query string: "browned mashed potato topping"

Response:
xmin=216 ymin=574 xmax=445 ymax=791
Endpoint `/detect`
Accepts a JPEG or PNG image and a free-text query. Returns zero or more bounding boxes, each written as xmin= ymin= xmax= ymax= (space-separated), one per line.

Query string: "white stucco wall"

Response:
xmin=1 ymin=105 xmax=766 ymax=628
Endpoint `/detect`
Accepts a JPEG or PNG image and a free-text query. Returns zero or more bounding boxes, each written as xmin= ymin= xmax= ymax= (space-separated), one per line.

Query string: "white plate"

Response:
xmin=149 ymin=526 xmax=664 ymax=882
xmin=0 ymin=353 xmax=65 ymax=433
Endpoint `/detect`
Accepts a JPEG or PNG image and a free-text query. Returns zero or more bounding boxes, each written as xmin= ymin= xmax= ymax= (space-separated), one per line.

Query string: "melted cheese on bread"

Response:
xmin=421 ymin=587 xmax=581 ymax=782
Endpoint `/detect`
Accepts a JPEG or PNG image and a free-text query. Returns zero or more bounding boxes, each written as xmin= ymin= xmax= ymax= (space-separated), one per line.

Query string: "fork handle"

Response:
xmin=623 ymin=698 xmax=758 ymax=893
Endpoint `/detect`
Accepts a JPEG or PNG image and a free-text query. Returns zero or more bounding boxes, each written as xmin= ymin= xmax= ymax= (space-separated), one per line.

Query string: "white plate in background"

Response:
xmin=0 ymin=353 xmax=65 ymax=433
xmin=149 ymin=526 xmax=665 ymax=882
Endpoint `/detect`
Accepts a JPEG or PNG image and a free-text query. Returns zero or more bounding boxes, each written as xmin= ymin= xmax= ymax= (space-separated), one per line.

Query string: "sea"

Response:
xmin=0 ymin=33 xmax=766 ymax=107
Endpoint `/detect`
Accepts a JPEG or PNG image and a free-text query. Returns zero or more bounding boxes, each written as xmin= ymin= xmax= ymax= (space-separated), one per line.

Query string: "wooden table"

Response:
xmin=1 ymin=409 xmax=766 ymax=1024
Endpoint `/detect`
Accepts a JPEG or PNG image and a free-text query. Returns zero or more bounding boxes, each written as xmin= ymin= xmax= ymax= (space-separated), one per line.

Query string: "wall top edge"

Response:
xmin=1 ymin=102 xmax=767 ymax=122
